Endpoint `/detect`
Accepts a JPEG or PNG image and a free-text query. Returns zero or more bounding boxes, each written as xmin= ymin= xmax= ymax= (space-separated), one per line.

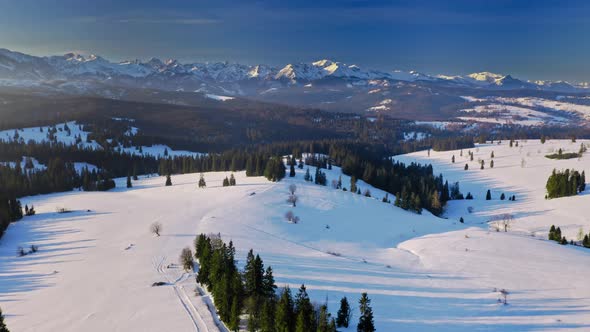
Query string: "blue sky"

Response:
xmin=1 ymin=0 xmax=589 ymax=81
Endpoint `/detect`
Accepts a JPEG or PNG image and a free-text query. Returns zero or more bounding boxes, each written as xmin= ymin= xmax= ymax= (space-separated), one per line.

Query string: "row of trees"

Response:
xmin=194 ymin=234 xmax=375 ymax=332
xmin=545 ymin=169 xmax=586 ymax=199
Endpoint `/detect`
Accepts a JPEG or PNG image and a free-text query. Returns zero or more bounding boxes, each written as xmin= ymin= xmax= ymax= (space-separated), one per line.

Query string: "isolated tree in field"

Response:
xmin=127 ymin=174 xmax=132 ymax=188
xmin=0 ymin=307 xmax=8 ymax=332
xmin=490 ymin=160 xmax=494 ymax=168
xmin=500 ymin=193 xmax=505 ymax=200
xmin=165 ymin=173 xmax=172 ymax=186
xmin=459 ymin=217 xmax=464 ymax=223
xmin=464 ymin=163 xmax=469 ymax=170
xmin=229 ymin=173 xmax=236 ymax=186
xmin=180 ymin=247 xmax=193 ymax=271
xmin=150 ymin=222 xmax=162 ymax=236
xmin=541 ymin=136 xmax=546 ymax=144
xmin=198 ymin=173 xmax=206 ymax=188
xmin=486 ymin=189 xmax=492 ymax=200
xmin=223 ymin=177 xmax=230 ymax=187
xmin=336 ymin=296 xmax=352 ymax=328
xmin=290 ymin=162 xmax=296 ymax=177
xmin=357 ymin=293 xmax=375 ymax=332
xmin=451 ymin=155 xmax=455 ymax=163
xmin=480 ymin=160 xmax=485 ymax=170
xmin=491 ymin=151 xmax=495 ymax=158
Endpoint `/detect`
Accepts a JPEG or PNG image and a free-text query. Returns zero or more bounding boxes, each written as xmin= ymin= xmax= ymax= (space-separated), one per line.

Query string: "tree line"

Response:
xmin=194 ymin=234 xmax=375 ymax=332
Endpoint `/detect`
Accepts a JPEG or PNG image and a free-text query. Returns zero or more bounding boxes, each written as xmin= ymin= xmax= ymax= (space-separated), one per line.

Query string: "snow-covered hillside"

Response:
xmin=2 ymin=143 xmax=590 ymax=331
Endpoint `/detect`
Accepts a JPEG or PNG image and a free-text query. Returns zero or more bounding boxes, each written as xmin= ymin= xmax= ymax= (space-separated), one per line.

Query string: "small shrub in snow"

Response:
xmin=56 ymin=207 xmax=70 ymax=213
xmin=150 ymin=222 xmax=162 ymax=236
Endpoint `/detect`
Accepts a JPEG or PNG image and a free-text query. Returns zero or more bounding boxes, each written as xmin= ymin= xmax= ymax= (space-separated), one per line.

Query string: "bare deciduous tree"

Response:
xmin=180 ymin=247 xmax=193 ymax=271
xmin=288 ymin=184 xmax=297 ymax=195
xmin=150 ymin=222 xmax=162 ymax=236
xmin=287 ymin=194 xmax=298 ymax=207
xmin=490 ymin=214 xmax=513 ymax=232
xmin=285 ymin=211 xmax=300 ymax=224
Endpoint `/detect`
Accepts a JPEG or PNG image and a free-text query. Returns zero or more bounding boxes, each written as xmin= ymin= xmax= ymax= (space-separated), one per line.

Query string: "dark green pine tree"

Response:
xmin=165 ymin=173 xmax=172 ymax=186
xmin=259 ymin=298 xmax=276 ymax=332
xmin=262 ymin=266 xmax=277 ymax=300
xmin=336 ymin=296 xmax=351 ymax=328
xmin=0 ymin=306 xmax=8 ymax=332
xmin=294 ymin=284 xmax=315 ymax=332
xmin=127 ymin=174 xmax=132 ymax=188
xmin=357 ymin=293 xmax=375 ymax=332
xmin=290 ymin=162 xmax=296 ymax=177
xmin=275 ymin=286 xmax=294 ymax=332
xmin=548 ymin=225 xmax=556 ymax=240
xmin=464 ymin=163 xmax=469 ymax=170
xmin=229 ymin=173 xmax=236 ymax=186
xmin=486 ymin=189 xmax=491 ymax=200
xmin=223 ymin=177 xmax=230 ymax=187
xmin=317 ymin=304 xmax=331 ymax=332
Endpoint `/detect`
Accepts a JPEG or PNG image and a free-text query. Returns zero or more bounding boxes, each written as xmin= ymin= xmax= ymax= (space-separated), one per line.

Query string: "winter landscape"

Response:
xmin=2 ymin=1 xmax=590 ymax=331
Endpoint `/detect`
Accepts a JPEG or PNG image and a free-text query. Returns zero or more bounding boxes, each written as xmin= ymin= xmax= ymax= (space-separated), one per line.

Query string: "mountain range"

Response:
xmin=0 ymin=48 xmax=585 ymax=93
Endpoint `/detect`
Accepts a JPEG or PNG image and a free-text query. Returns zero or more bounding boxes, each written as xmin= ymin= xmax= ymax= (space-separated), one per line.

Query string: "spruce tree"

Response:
xmin=290 ymin=163 xmax=296 ymax=177
xmin=275 ymin=286 xmax=294 ymax=332
xmin=127 ymin=174 xmax=132 ymax=188
xmin=294 ymin=284 xmax=315 ymax=332
xmin=490 ymin=160 xmax=494 ymax=168
xmin=486 ymin=189 xmax=491 ymax=200
xmin=229 ymin=173 xmax=236 ymax=186
xmin=500 ymin=193 xmax=505 ymax=200
xmin=357 ymin=293 xmax=375 ymax=332
xmin=317 ymin=304 xmax=330 ymax=332
xmin=336 ymin=296 xmax=351 ymax=328
xmin=223 ymin=177 xmax=230 ymax=187
xmin=0 ymin=307 xmax=8 ymax=332
xmin=165 ymin=173 xmax=172 ymax=186
xmin=464 ymin=163 xmax=469 ymax=170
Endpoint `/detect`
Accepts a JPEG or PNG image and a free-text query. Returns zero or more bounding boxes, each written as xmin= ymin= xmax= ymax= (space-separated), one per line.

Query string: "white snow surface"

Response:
xmin=3 ymin=143 xmax=590 ymax=331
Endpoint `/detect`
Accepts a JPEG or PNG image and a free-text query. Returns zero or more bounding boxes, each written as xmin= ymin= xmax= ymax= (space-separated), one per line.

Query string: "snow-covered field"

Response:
xmin=2 ymin=140 xmax=590 ymax=331
xmin=0 ymin=121 xmax=100 ymax=149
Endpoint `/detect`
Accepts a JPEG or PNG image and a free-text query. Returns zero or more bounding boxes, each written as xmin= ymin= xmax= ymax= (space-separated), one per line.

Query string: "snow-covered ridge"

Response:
xmin=0 ymin=48 xmax=586 ymax=91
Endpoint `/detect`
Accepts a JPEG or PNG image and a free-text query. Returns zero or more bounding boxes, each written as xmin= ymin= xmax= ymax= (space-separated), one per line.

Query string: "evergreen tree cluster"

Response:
xmin=545 ymin=169 xmax=586 ymax=199
xmin=194 ymin=234 xmax=377 ymax=332
xmin=223 ymin=174 xmax=237 ymax=187
xmin=314 ymin=167 xmax=327 ymax=186
xmin=548 ymin=225 xmax=568 ymax=245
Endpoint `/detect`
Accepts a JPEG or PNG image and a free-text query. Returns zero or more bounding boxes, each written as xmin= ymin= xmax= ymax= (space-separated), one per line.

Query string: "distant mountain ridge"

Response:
xmin=0 ymin=48 xmax=586 ymax=93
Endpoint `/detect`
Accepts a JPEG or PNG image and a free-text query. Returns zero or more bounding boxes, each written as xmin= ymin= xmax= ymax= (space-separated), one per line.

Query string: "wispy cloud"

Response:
xmin=117 ymin=18 xmax=221 ymax=25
